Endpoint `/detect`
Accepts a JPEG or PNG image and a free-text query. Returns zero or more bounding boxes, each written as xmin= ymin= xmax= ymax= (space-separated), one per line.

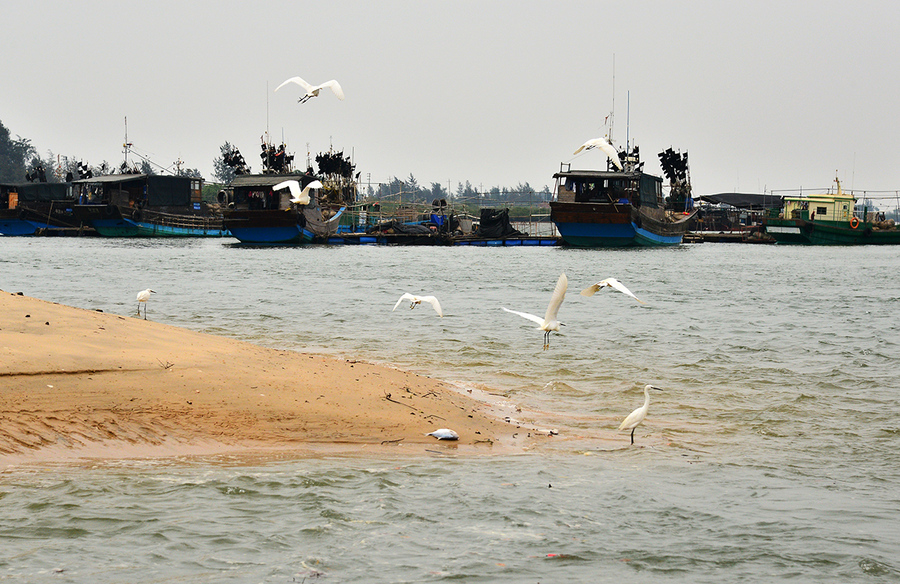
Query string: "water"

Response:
xmin=1 ymin=238 xmax=899 ymax=582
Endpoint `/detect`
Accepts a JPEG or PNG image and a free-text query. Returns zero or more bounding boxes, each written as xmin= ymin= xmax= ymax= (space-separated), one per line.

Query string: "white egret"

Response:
xmin=581 ymin=277 xmax=645 ymax=304
xmin=273 ymin=179 xmax=323 ymax=206
xmin=136 ymin=289 xmax=155 ymax=320
xmin=573 ymin=137 xmax=624 ymax=170
xmin=501 ymin=272 xmax=567 ymax=350
xmin=618 ymin=384 xmax=663 ymax=445
xmin=275 ymin=77 xmax=345 ymax=103
xmin=393 ymin=293 xmax=443 ymax=317
xmin=426 ymin=428 xmax=459 ymax=440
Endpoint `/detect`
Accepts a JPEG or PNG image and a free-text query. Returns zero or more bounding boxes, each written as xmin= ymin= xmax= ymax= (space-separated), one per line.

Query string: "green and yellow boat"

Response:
xmin=763 ymin=178 xmax=900 ymax=245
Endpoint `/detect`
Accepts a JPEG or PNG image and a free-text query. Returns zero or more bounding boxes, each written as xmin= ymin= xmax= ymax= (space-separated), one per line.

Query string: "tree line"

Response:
xmin=2 ymin=122 xmax=549 ymax=205
xmin=0 ymin=119 xmax=201 ymax=184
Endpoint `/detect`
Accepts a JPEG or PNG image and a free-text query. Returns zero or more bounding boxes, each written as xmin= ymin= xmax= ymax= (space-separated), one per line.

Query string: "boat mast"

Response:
xmin=123 ymin=116 xmax=132 ymax=169
xmin=609 ymin=54 xmax=615 ymax=145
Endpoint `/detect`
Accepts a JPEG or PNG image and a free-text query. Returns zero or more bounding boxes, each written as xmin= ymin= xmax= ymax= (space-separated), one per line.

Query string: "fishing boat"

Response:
xmin=71 ymin=173 xmax=228 ymax=237
xmin=763 ymin=178 xmax=900 ymax=245
xmin=0 ymin=182 xmax=84 ymax=236
xmin=549 ymin=143 xmax=698 ymax=247
xmin=221 ymin=145 xmax=356 ymax=244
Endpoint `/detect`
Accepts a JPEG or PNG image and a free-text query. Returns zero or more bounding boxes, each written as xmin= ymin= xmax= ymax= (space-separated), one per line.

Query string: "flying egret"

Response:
xmin=618 ymin=384 xmax=663 ymax=445
xmin=501 ymin=272 xmax=567 ymax=350
xmin=573 ymin=137 xmax=623 ymax=170
xmin=136 ymin=289 xmax=155 ymax=320
xmin=581 ymin=277 xmax=645 ymax=304
xmin=275 ymin=76 xmax=345 ymax=103
xmin=273 ymin=179 xmax=323 ymax=206
xmin=393 ymin=293 xmax=443 ymax=317
xmin=426 ymin=428 xmax=459 ymax=440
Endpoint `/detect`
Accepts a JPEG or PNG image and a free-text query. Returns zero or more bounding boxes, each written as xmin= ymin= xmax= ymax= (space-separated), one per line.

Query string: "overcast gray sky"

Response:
xmin=3 ymin=0 xmax=898 ymax=196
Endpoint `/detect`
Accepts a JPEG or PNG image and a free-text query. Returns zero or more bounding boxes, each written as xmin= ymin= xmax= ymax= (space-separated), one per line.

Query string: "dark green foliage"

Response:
xmin=0 ymin=119 xmax=36 ymax=182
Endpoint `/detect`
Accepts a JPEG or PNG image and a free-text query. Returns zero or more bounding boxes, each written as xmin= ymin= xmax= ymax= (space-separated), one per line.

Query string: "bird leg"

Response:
xmin=630 ymin=428 xmax=635 ymax=445
xmin=543 ymin=331 xmax=550 ymax=351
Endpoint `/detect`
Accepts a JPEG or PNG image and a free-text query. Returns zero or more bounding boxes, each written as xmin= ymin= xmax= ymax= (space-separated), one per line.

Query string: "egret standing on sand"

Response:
xmin=273 ymin=179 xmax=323 ymax=206
xmin=581 ymin=277 xmax=645 ymax=304
xmin=275 ymin=77 xmax=345 ymax=103
xmin=393 ymin=293 xmax=443 ymax=317
xmin=136 ymin=289 xmax=155 ymax=320
xmin=502 ymin=273 xmax=567 ymax=350
xmin=573 ymin=137 xmax=624 ymax=170
xmin=618 ymin=384 xmax=663 ymax=445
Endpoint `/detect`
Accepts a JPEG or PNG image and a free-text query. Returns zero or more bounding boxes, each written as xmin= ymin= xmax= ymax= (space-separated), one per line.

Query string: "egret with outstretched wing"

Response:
xmin=393 ymin=293 xmax=443 ymax=317
xmin=501 ymin=272 xmax=567 ymax=350
xmin=581 ymin=277 xmax=645 ymax=304
xmin=273 ymin=179 xmax=323 ymax=206
xmin=573 ymin=137 xmax=623 ymax=170
xmin=275 ymin=77 xmax=344 ymax=103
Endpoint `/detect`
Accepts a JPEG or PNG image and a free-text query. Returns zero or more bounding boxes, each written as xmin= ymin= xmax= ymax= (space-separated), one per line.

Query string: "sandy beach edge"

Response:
xmin=1 ymin=292 xmax=571 ymax=466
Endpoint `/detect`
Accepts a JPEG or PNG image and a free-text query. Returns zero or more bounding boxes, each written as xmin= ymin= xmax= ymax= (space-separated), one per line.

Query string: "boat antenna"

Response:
xmin=609 ymin=54 xmax=615 ymax=144
xmin=626 ymin=90 xmax=630 ymax=151
xmin=123 ymin=116 xmax=132 ymax=168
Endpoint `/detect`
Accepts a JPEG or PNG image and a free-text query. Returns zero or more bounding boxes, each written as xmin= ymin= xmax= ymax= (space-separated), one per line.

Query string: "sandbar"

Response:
xmin=1 ymin=292 xmax=556 ymax=466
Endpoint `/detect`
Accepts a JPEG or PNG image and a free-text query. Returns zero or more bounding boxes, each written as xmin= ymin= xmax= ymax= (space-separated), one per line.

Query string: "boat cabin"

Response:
xmin=227 ymin=174 xmax=319 ymax=211
xmin=553 ymin=170 xmax=663 ymax=209
xmin=781 ymin=188 xmax=854 ymax=223
xmin=72 ymin=174 xmax=203 ymax=212
xmin=2 ymin=182 xmax=73 ymax=209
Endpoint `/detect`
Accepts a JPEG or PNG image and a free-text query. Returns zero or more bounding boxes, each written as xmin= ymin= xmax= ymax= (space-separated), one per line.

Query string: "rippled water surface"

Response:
xmin=2 ymin=238 xmax=899 ymax=582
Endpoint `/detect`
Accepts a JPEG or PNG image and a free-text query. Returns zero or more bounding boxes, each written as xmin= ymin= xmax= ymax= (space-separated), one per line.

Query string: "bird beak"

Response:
xmin=650 ymin=386 xmax=663 ymax=391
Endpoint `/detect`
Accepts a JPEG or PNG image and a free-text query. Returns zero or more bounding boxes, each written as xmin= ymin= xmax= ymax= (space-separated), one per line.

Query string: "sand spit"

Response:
xmin=1 ymin=292 xmax=558 ymax=465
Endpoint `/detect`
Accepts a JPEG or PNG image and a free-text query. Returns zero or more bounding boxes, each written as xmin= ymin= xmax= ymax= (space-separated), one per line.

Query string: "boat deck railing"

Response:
xmin=138 ymin=209 xmax=226 ymax=231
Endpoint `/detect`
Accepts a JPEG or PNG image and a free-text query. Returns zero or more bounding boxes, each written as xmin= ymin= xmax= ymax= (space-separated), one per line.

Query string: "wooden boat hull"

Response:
xmin=223 ymin=209 xmax=315 ymax=244
xmin=0 ymin=211 xmax=36 ymax=236
xmin=549 ymin=201 xmax=695 ymax=247
xmin=74 ymin=205 xmax=229 ymax=237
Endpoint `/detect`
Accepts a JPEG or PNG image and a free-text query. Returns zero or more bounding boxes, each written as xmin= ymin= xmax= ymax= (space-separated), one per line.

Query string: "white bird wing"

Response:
xmin=393 ymin=293 xmax=417 ymax=312
xmin=601 ymin=278 xmax=645 ymax=303
xmin=580 ymin=283 xmax=601 ymax=297
xmin=574 ymin=137 xmax=623 ymax=170
xmin=274 ymin=76 xmax=313 ymax=93
xmin=296 ymin=180 xmax=323 ymax=204
xmin=318 ymin=79 xmax=344 ymax=100
xmin=501 ymin=306 xmax=545 ymax=326
xmin=419 ymin=295 xmax=443 ymax=317
xmin=581 ymin=278 xmax=644 ymax=303
xmin=273 ymin=179 xmax=301 ymax=199
xmin=618 ymin=405 xmax=645 ymax=431
xmin=543 ymin=272 xmax=568 ymax=323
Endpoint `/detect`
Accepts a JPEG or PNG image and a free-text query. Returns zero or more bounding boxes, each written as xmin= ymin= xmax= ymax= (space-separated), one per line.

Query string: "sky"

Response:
xmin=2 ymin=0 xmax=899 ymax=199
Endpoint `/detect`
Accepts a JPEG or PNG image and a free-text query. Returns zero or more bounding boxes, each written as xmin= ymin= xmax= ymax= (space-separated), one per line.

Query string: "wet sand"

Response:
xmin=1 ymin=292 xmax=557 ymax=465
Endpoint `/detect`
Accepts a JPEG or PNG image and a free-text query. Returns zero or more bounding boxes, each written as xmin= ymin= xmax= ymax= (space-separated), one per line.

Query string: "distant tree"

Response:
xmin=0 ymin=120 xmax=36 ymax=182
xmin=429 ymin=182 xmax=447 ymax=202
xmin=212 ymin=141 xmax=245 ymax=184
xmin=140 ymin=160 xmax=156 ymax=175
xmin=456 ymin=180 xmax=476 ymax=200
xmin=175 ymin=166 xmax=202 ymax=179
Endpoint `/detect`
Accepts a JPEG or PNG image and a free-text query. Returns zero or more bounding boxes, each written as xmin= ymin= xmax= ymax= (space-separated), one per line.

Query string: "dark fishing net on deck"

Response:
xmin=476 ymin=208 xmax=522 ymax=238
